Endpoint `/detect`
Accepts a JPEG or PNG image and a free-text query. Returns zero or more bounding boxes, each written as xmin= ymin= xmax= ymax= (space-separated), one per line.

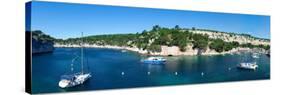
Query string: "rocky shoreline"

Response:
xmin=32 ymin=38 xmax=54 ymax=54
xmin=54 ymin=44 xmax=265 ymax=56
xmin=31 ymin=30 xmax=55 ymax=54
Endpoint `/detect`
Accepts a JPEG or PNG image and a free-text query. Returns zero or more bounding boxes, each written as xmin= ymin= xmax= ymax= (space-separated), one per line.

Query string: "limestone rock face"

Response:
xmin=31 ymin=30 xmax=55 ymax=54
xmin=32 ymin=38 xmax=54 ymax=54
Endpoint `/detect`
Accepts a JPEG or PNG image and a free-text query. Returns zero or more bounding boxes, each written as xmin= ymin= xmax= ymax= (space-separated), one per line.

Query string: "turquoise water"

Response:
xmin=32 ymin=48 xmax=270 ymax=93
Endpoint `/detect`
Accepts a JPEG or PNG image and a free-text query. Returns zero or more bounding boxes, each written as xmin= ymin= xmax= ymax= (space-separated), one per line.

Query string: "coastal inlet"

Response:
xmin=31 ymin=47 xmax=270 ymax=93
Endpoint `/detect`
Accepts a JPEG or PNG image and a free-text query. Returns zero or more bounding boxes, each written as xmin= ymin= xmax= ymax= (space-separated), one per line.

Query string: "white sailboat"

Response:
xmin=59 ymin=32 xmax=91 ymax=88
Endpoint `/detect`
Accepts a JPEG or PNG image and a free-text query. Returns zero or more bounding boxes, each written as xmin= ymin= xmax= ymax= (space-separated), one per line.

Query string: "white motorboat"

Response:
xmin=121 ymin=50 xmax=127 ymax=52
xmin=252 ymin=53 xmax=259 ymax=58
xmin=142 ymin=57 xmax=166 ymax=64
xmin=237 ymin=62 xmax=258 ymax=70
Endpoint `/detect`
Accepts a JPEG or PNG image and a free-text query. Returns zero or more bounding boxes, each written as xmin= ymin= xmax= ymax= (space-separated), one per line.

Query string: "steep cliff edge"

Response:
xmin=31 ymin=30 xmax=55 ymax=54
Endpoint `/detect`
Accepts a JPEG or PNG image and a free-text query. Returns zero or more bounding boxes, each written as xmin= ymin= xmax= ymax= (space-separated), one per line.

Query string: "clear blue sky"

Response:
xmin=29 ymin=1 xmax=270 ymax=39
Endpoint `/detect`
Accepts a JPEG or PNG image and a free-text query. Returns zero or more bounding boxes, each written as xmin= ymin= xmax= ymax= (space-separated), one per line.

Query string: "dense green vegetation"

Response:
xmin=55 ymin=25 xmax=270 ymax=53
xmin=209 ymin=39 xmax=239 ymax=52
xmin=31 ymin=30 xmax=55 ymax=42
xmin=192 ymin=34 xmax=209 ymax=50
xmin=240 ymin=43 xmax=270 ymax=50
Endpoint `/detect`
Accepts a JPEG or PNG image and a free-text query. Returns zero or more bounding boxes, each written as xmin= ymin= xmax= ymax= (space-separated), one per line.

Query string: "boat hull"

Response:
xmin=237 ymin=63 xmax=258 ymax=70
xmin=142 ymin=57 xmax=166 ymax=64
xmin=59 ymin=73 xmax=91 ymax=88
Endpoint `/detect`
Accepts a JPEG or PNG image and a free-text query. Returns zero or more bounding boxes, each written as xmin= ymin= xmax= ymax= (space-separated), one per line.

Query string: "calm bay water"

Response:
xmin=32 ymin=48 xmax=270 ymax=93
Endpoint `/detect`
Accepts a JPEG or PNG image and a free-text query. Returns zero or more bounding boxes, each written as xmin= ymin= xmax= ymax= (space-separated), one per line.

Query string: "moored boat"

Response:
xmin=121 ymin=50 xmax=127 ymax=52
xmin=59 ymin=73 xmax=91 ymax=88
xmin=252 ymin=53 xmax=259 ymax=58
xmin=266 ymin=51 xmax=270 ymax=57
xmin=142 ymin=57 xmax=166 ymax=64
xmin=59 ymin=32 xmax=92 ymax=88
xmin=237 ymin=62 xmax=258 ymax=70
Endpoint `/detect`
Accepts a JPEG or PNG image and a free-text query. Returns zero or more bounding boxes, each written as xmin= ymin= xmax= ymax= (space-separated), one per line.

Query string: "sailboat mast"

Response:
xmin=81 ymin=32 xmax=84 ymax=74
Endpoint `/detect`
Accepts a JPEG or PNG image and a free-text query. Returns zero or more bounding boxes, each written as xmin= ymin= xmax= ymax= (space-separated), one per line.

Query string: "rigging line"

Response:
xmin=72 ymin=55 xmax=79 ymax=63
xmin=86 ymin=54 xmax=90 ymax=72
xmin=84 ymin=47 xmax=89 ymax=72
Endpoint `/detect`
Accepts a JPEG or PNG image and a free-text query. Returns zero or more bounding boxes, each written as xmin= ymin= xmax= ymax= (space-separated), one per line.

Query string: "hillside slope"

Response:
xmin=55 ymin=25 xmax=270 ymax=55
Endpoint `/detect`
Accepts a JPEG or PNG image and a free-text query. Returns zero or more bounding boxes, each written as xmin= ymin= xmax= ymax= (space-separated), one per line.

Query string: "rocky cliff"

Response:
xmin=31 ymin=30 xmax=55 ymax=54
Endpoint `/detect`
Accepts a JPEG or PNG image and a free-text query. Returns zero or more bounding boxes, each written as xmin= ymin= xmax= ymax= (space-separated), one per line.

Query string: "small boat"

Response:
xmin=237 ymin=62 xmax=258 ymax=70
xmin=121 ymin=50 xmax=127 ymax=52
xmin=59 ymin=32 xmax=91 ymax=88
xmin=142 ymin=57 xmax=166 ymax=64
xmin=252 ymin=53 xmax=259 ymax=58
xmin=266 ymin=53 xmax=270 ymax=57
xmin=266 ymin=51 xmax=270 ymax=57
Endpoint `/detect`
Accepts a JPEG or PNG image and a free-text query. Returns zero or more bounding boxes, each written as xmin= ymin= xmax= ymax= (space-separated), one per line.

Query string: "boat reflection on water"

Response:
xmin=146 ymin=64 xmax=165 ymax=73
